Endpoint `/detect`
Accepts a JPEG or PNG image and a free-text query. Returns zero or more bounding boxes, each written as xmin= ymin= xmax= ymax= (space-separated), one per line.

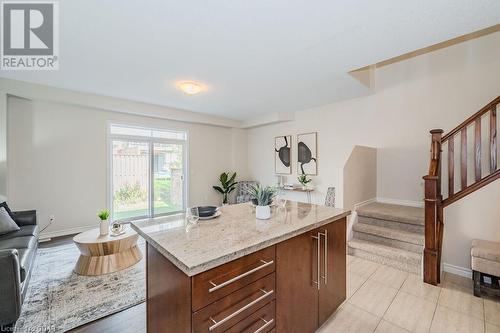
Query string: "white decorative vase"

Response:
xmin=99 ymin=219 xmax=109 ymax=236
xmin=256 ymin=205 xmax=271 ymax=220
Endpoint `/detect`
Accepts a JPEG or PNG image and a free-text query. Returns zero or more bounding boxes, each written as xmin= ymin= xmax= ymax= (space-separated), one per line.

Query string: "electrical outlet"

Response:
xmin=49 ymin=215 xmax=55 ymax=223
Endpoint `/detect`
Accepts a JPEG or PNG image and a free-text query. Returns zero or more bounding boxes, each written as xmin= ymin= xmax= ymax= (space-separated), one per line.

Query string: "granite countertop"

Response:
xmin=131 ymin=201 xmax=350 ymax=276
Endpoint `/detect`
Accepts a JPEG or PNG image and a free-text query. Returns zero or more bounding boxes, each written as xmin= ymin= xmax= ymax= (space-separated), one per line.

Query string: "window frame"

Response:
xmin=107 ymin=122 xmax=189 ymax=222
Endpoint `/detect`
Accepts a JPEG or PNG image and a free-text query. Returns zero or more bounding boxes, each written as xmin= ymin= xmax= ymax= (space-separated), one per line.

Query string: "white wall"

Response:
xmin=247 ymin=32 xmax=500 ymax=270
xmin=7 ymin=97 xmax=248 ymax=237
xmin=443 ymin=182 xmax=500 ymax=272
xmin=3 ymin=31 xmax=499 ymax=271
xmin=248 ymin=32 xmax=500 ymax=204
xmin=343 ymin=146 xmax=377 ymax=210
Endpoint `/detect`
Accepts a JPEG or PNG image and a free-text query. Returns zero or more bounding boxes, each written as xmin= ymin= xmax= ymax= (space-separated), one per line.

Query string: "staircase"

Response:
xmin=348 ymin=202 xmax=424 ymax=274
xmin=423 ymin=95 xmax=499 ymax=285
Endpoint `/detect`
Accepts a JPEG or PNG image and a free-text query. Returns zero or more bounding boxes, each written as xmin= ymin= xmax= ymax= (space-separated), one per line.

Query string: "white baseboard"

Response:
xmin=353 ymin=197 xmax=377 ymax=210
xmin=39 ymin=225 xmax=96 ymax=240
xmin=376 ymin=197 xmax=424 ymax=208
xmin=442 ymin=263 xmax=472 ymax=279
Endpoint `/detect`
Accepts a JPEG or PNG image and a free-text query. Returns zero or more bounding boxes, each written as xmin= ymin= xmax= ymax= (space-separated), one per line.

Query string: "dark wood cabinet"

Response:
xmin=146 ymin=244 xmax=192 ymax=333
xmin=318 ymin=219 xmax=347 ymax=326
xmin=192 ymin=274 xmax=275 ymax=332
xmin=192 ymin=246 xmax=275 ymax=311
xmin=276 ymin=218 xmax=347 ymax=333
xmin=146 ymin=216 xmax=347 ymax=333
xmin=276 ymin=229 xmax=319 ymax=333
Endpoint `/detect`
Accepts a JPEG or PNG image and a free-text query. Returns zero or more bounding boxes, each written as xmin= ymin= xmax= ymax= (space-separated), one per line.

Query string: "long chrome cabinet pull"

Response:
xmin=319 ymin=230 xmax=328 ymax=285
xmin=254 ymin=317 xmax=274 ymax=333
xmin=208 ymin=289 xmax=274 ymax=331
xmin=208 ymin=260 xmax=274 ymax=293
xmin=311 ymin=234 xmax=320 ymax=290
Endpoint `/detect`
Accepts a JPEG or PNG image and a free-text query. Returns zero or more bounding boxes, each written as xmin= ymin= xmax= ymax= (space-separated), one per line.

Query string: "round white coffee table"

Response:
xmin=73 ymin=227 xmax=142 ymax=276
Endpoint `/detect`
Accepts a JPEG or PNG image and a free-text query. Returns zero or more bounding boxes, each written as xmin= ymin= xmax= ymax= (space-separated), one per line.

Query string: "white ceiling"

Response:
xmin=1 ymin=1 xmax=500 ymax=121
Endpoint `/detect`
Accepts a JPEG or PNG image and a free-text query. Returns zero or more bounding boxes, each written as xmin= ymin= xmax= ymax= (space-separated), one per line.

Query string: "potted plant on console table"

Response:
xmin=247 ymin=184 xmax=277 ymax=220
xmin=298 ymin=174 xmax=312 ymax=190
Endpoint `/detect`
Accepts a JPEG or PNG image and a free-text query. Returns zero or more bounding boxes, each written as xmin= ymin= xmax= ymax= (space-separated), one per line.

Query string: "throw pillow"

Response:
xmin=0 ymin=206 xmax=20 ymax=235
xmin=0 ymin=201 xmax=15 ymax=218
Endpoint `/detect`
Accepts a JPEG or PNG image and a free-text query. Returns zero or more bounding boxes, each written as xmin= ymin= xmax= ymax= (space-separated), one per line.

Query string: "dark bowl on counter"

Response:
xmin=197 ymin=206 xmax=218 ymax=217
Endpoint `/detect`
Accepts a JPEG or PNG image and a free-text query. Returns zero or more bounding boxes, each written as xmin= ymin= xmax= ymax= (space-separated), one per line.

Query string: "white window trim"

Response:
xmin=107 ymin=122 xmax=189 ymax=222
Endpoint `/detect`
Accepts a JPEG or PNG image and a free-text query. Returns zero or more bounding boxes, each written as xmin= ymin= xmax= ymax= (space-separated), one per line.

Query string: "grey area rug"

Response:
xmin=14 ymin=241 xmax=146 ymax=333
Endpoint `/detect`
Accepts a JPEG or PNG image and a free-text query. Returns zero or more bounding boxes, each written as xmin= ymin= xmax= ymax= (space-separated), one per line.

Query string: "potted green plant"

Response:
xmin=213 ymin=172 xmax=238 ymax=205
xmin=97 ymin=209 xmax=110 ymax=236
xmin=298 ymin=174 xmax=312 ymax=190
xmin=246 ymin=184 xmax=277 ymax=220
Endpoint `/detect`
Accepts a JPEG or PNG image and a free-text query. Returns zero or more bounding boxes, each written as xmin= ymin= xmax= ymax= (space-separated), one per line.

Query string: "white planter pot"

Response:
xmin=255 ymin=205 xmax=271 ymax=220
xmin=100 ymin=220 xmax=109 ymax=236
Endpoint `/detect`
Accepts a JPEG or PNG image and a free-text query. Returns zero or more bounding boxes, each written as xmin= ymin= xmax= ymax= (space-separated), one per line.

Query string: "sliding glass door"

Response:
xmin=153 ymin=143 xmax=184 ymax=215
xmin=112 ymin=140 xmax=150 ymax=220
xmin=109 ymin=124 xmax=187 ymax=221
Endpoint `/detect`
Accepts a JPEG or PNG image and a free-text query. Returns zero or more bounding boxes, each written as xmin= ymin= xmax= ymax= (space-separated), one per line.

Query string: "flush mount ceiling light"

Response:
xmin=176 ymin=81 xmax=204 ymax=95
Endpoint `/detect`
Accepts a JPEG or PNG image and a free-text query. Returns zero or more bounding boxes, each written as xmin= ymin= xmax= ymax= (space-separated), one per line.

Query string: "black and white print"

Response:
xmin=275 ymin=135 xmax=292 ymax=174
xmin=297 ymin=132 xmax=317 ymax=175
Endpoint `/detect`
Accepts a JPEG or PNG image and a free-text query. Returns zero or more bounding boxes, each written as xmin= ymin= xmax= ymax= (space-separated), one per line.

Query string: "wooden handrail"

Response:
xmin=423 ymin=95 xmax=499 ymax=286
xmin=441 ymin=95 xmax=500 ymax=142
xmin=443 ymin=170 xmax=500 ymax=207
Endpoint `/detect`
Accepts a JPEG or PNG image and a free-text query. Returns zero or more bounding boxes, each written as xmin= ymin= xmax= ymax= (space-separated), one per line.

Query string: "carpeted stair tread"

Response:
xmin=353 ymin=223 xmax=424 ymax=246
xmin=348 ymin=239 xmax=422 ymax=265
xmin=348 ymin=247 xmax=421 ymax=274
xmin=357 ymin=216 xmax=424 ymax=233
xmin=357 ymin=202 xmax=424 ymax=226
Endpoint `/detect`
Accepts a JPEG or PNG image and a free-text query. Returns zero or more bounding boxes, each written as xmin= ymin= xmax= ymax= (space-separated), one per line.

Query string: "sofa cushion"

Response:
xmin=0 ymin=236 xmax=37 ymax=251
xmin=11 ymin=210 xmax=37 ymax=227
xmin=0 ymin=225 xmax=39 ymax=241
xmin=17 ymin=248 xmax=36 ymax=282
xmin=0 ymin=207 xmax=20 ymax=235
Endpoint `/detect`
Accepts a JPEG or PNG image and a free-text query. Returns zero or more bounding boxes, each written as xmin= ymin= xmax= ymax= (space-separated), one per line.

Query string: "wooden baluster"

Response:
xmin=461 ymin=128 xmax=467 ymax=190
xmin=491 ymin=107 xmax=497 ymax=172
xmin=448 ymin=136 xmax=454 ymax=196
xmin=475 ymin=118 xmax=481 ymax=181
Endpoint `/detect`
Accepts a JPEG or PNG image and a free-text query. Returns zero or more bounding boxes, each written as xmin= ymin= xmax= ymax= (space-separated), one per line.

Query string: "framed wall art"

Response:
xmin=275 ymin=135 xmax=292 ymax=174
xmin=297 ymin=132 xmax=317 ymax=175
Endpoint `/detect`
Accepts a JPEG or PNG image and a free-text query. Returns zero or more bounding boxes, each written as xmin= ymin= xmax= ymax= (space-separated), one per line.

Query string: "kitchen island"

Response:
xmin=131 ymin=201 xmax=350 ymax=333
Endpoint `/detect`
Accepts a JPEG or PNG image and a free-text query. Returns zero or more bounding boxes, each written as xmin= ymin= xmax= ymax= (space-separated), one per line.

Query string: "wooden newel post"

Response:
xmin=423 ymin=129 xmax=443 ymax=285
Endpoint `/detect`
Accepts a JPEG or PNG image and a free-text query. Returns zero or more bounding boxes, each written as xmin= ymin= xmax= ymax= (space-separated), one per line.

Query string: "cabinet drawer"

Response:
xmin=192 ymin=246 xmax=275 ymax=311
xmin=192 ymin=273 xmax=275 ymax=332
xmin=225 ymin=300 xmax=275 ymax=333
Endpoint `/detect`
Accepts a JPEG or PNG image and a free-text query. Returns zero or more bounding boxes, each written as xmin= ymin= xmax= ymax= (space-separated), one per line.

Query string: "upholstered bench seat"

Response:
xmin=471 ymin=239 xmax=500 ymax=297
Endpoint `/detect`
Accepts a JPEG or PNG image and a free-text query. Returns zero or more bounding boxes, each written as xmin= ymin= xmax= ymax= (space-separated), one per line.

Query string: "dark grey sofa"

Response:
xmin=0 ymin=210 xmax=38 ymax=328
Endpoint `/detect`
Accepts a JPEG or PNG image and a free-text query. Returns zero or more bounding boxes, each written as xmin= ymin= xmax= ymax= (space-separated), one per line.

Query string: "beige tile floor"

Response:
xmin=317 ymin=255 xmax=500 ymax=333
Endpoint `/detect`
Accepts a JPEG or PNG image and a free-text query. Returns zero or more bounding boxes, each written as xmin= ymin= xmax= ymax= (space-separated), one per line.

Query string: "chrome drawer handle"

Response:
xmin=319 ymin=230 xmax=328 ymax=285
xmin=209 ymin=289 xmax=274 ymax=331
xmin=311 ymin=234 xmax=320 ymax=290
xmin=254 ymin=317 xmax=274 ymax=333
xmin=208 ymin=260 xmax=274 ymax=293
